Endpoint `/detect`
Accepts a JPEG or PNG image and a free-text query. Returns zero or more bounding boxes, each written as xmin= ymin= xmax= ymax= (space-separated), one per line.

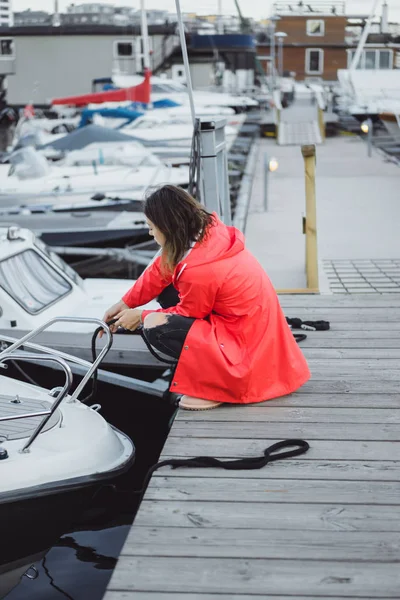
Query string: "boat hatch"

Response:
xmin=0 ymin=395 xmax=61 ymax=441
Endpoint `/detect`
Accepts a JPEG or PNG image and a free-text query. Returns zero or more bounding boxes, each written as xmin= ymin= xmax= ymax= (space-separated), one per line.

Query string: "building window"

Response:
xmin=347 ymin=49 xmax=393 ymax=69
xmin=306 ymin=48 xmax=324 ymax=74
xmin=0 ymin=38 xmax=14 ymax=57
xmin=114 ymin=41 xmax=133 ymax=58
xmin=306 ymin=19 xmax=325 ymax=36
xmin=365 ymin=50 xmax=376 ymax=69
xmin=379 ymin=50 xmax=392 ymax=69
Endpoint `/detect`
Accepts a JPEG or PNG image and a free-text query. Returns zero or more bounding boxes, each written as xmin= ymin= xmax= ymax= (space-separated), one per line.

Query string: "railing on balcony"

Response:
xmin=272 ymin=1 xmax=346 ymax=16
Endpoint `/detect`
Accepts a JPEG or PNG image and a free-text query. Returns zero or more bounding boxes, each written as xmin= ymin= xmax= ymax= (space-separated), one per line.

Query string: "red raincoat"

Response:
xmin=122 ymin=215 xmax=310 ymax=403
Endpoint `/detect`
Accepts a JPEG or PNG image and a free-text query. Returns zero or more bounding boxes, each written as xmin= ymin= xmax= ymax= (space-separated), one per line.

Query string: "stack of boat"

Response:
xmin=0 ymin=76 xmax=259 ymax=254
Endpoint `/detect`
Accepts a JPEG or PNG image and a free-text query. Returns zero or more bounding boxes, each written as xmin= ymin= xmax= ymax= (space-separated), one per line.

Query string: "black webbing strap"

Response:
xmin=137 ymin=439 xmax=310 ymax=501
xmin=286 ymin=317 xmax=330 ymax=331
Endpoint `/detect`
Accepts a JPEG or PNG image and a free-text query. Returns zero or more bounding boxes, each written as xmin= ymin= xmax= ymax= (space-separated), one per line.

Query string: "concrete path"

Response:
xmin=245 ymin=136 xmax=400 ymax=291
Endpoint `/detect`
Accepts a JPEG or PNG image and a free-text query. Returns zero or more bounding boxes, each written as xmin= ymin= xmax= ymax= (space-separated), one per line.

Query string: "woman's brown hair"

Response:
xmin=144 ymin=185 xmax=215 ymax=274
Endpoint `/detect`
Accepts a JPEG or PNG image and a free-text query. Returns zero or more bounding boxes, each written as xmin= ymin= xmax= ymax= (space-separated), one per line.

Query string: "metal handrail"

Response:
xmin=0 ymin=353 xmax=72 ymax=453
xmin=0 ymin=317 xmax=113 ymax=404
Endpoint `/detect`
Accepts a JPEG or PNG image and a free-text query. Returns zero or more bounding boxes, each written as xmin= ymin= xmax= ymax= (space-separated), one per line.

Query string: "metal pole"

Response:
xmin=350 ymin=0 xmax=380 ymax=71
xmin=270 ymin=22 xmax=276 ymax=89
xmin=367 ymin=117 xmax=373 ymax=157
xmin=278 ymin=38 xmax=283 ymax=77
xmin=140 ymin=0 xmax=151 ymax=71
xmin=217 ymin=0 xmax=223 ymax=34
xmin=174 ymin=0 xmax=196 ymax=126
xmin=263 ymin=154 xmax=269 ymax=211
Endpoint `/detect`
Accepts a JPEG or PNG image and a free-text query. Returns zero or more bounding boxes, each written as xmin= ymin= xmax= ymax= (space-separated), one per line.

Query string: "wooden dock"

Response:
xmin=278 ymin=99 xmax=322 ymax=146
xmin=104 ymin=293 xmax=400 ymax=599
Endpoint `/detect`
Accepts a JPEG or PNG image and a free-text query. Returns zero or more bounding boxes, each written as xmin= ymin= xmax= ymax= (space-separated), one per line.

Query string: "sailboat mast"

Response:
xmin=174 ymin=0 xmax=196 ymax=125
xmin=350 ymin=0 xmax=381 ymax=71
xmin=140 ymin=0 xmax=151 ymax=71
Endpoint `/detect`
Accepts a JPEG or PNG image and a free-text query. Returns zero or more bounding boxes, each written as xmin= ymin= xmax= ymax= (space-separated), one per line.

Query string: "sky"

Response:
xmin=11 ymin=0 xmax=400 ymax=21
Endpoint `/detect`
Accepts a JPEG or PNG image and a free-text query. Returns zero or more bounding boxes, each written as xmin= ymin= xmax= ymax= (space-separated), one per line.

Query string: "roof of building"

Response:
xmin=0 ymin=23 xmax=177 ymax=36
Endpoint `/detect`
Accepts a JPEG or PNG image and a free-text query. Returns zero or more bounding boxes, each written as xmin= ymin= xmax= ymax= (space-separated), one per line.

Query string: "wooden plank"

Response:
xmin=298 ymin=338 xmax=400 ymax=348
xmin=162 ymin=438 xmax=400 ymax=461
xmin=105 ymin=594 xmax=395 ymax=600
xmin=121 ymin=528 xmax=400 ymax=562
xmin=306 ymin=359 xmax=400 ymax=369
xmin=152 ymin=460 xmax=400 ymax=482
xmin=254 ymin=394 xmax=400 ymax=408
xmin=300 ymin=330 xmax=400 ymax=338
xmin=134 ymin=501 xmax=400 ymax=532
xmin=170 ymin=422 xmax=400 ymax=441
xmin=144 ymin=477 xmax=400 ymax=505
xmin=282 ymin=307 xmax=400 ymax=318
xmin=302 ymin=348 xmax=400 ymax=358
xmin=107 ymin=557 xmax=400 ymax=596
xmin=300 ymin=371 xmax=400 ymax=380
xmin=175 ymin=407 xmax=400 ymax=423
xmin=251 ymin=393 xmax=400 ymax=408
xmin=293 ymin=380 xmax=400 ymax=393
xmin=278 ymin=296 xmax=400 ymax=307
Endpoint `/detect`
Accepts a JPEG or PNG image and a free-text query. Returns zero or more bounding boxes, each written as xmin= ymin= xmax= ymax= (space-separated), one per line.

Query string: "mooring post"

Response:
xmin=318 ymin=106 xmax=325 ymax=142
xmin=301 ymin=144 xmax=319 ymax=290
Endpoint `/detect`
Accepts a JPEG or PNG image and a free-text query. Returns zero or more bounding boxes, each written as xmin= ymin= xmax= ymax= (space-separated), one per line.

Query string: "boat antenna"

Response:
xmin=174 ymin=0 xmax=197 ymax=126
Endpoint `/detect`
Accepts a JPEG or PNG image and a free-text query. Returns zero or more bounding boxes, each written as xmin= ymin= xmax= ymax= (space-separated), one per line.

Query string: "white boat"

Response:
xmin=9 ymin=114 xmax=80 ymax=152
xmin=0 ymin=225 xmax=161 ymax=370
xmin=119 ymin=115 xmax=239 ymax=157
xmin=0 ymin=146 xmax=189 ymax=207
xmin=88 ymin=103 xmax=247 ymax=131
xmin=0 ymin=314 xmax=135 ymax=569
xmin=112 ymin=74 xmax=259 ymax=112
xmin=336 ymin=69 xmax=400 ymax=123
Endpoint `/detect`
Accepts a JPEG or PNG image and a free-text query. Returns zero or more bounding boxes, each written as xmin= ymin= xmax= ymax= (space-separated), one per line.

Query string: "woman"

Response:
xmin=102 ymin=185 xmax=310 ymax=410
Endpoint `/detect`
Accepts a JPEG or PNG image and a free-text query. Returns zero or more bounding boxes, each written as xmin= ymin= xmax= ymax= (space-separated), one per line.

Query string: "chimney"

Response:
xmin=381 ymin=1 xmax=389 ymax=34
xmin=53 ymin=0 xmax=61 ymax=27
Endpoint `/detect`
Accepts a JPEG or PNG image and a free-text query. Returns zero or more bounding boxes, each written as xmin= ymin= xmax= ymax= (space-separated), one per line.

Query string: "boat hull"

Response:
xmin=0 ymin=428 xmax=135 ymax=569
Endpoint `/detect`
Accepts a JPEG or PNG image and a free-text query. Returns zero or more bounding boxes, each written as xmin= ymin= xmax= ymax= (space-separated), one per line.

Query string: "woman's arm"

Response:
xmin=141 ymin=276 xmax=218 ymax=321
xmin=122 ymin=254 xmax=172 ymax=308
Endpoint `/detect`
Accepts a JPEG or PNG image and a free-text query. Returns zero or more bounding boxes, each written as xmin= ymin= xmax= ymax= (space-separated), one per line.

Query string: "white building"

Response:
xmin=0 ymin=0 xmax=13 ymax=27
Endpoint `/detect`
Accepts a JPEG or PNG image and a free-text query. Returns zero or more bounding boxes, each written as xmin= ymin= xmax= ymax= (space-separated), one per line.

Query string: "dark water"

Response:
xmin=2 ymin=366 xmax=175 ymax=600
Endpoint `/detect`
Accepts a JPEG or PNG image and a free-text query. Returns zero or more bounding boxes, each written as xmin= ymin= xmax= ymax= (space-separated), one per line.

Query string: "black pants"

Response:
xmin=142 ymin=285 xmax=195 ymax=359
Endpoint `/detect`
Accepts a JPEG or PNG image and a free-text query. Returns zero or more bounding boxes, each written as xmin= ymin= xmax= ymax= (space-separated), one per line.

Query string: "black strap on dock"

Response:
xmin=286 ymin=317 xmax=330 ymax=331
xmin=137 ymin=439 xmax=310 ymax=502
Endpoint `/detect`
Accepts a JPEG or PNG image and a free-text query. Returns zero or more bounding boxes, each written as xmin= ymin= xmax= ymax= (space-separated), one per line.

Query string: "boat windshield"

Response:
xmin=34 ymin=237 xmax=83 ymax=287
xmin=0 ymin=249 xmax=72 ymax=314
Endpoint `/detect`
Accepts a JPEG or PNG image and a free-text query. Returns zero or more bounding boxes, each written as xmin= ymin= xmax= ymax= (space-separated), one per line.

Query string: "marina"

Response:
xmin=0 ymin=0 xmax=400 ymax=598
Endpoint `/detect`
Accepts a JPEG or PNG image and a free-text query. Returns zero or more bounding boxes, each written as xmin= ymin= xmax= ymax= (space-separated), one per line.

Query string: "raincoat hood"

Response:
xmin=183 ymin=214 xmax=245 ymax=269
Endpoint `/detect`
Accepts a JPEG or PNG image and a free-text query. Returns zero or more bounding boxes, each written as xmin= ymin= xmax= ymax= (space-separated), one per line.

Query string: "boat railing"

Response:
xmin=0 ymin=353 xmax=73 ymax=453
xmin=0 ymin=317 xmax=114 ymax=405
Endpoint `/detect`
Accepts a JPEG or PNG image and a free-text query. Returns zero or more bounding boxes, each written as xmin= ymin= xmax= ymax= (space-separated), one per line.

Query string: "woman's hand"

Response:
xmin=113 ymin=308 xmax=143 ymax=332
xmin=99 ymin=300 xmax=129 ymax=338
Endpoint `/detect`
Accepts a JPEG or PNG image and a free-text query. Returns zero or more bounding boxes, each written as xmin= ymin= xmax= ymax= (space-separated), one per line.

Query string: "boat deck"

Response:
xmin=104 ymin=293 xmax=400 ymax=599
